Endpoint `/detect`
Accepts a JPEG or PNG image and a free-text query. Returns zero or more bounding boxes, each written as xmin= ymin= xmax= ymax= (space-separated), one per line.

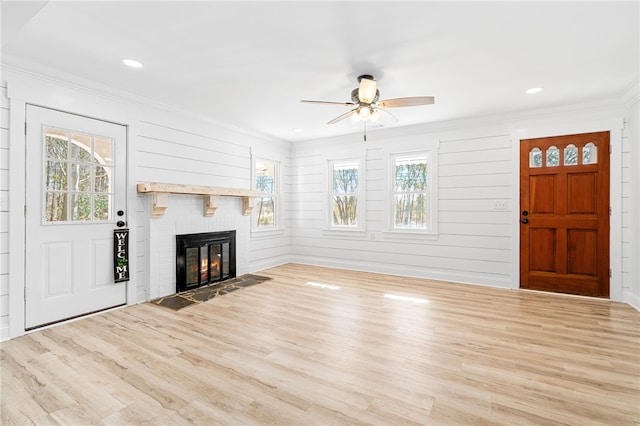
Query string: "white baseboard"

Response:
xmin=623 ymin=289 xmax=640 ymax=312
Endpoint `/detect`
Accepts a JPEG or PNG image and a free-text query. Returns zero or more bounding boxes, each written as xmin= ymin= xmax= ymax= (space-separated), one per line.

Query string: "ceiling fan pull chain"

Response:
xmin=363 ymin=122 xmax=367 ymax=142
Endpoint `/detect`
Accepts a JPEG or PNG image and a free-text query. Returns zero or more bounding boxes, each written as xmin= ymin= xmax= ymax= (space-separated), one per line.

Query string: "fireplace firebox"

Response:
xmin=176 ymin=231 xmax=236 ymax=292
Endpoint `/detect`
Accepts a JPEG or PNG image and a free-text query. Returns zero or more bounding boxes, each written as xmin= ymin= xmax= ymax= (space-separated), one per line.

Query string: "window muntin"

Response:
xmin=392 ymin=152 xmax=431 ymax=230
xmin=255 ymin=159 xmax=278 ymax=228
xmin=329 ymin=159 xmax=360 ymax=228
xmin=43 ymin=127 xmax=114 ymax=223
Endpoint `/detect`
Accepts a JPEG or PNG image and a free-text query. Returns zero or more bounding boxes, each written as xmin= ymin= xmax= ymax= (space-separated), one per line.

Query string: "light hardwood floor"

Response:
xmin=2 ymin=263 xmax=639 ymax=425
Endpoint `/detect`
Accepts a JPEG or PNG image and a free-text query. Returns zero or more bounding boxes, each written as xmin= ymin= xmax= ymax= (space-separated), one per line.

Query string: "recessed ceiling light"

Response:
xmin=526 ymin=87 xmax=542 ymax=94
xmin=293 ymin=128 xmax=303 ymax=133
xmin=122 ymin=58 xmax=142 ymax=69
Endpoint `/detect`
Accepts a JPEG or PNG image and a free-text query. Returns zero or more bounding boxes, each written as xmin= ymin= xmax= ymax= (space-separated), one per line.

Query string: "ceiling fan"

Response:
xmin=300 ymin=74 xmax=435 ymax=128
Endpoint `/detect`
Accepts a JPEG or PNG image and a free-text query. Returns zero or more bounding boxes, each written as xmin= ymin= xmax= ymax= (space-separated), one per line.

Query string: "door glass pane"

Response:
xmin=529 ymin=148 xmax=542 ymax=167
xmin=70 ymin=164 xmax=93 ymax=192
xmin=546 ymin=146 xmax=560 ymax=167
xmin=583 ymin=143 xmax=597 ymax=164
xmin=45 ymin=161 xmax=68 ymax=191
xmin=45 ymin=192 xmax=68 ymax=221
xmin=46 ymin=133 xmax=68 ymax=160
xmin=70 ymin=193 xmax=92 ymax=221
xmin=94 ymin=194 xmax=110 ymax=220
xmin=94 ymin=136 xmax=113 ymax=166
xmin=43 ymin=126 xmax=115 ymax=223
xmin=564 ymin=144 xmax=578 ymax=165
xmin=70 ymin=134 xmax=92 ymax=163
xmin=94 ymin=166 xmax=111 ymax=193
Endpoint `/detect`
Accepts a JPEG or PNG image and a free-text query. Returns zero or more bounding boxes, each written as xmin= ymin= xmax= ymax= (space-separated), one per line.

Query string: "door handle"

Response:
xmin=522 ymin=210 xmax=529 ymax=216
xmin=521 ymin=218 xmax=529 ymax=224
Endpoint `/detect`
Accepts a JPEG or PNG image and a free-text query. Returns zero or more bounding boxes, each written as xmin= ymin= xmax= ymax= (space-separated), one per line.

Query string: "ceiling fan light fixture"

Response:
xmin=358 ymin=106 xmax=371 ymax=120
xmin=358 ymin=76 xmax=377 ymax=103
xmin=370 ymin=109 xmax=380 ymax=122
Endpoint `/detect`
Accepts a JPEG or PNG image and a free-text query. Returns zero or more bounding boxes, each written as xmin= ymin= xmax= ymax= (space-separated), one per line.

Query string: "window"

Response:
xmin=329 ymin=159 xmax=361 ymax=228
xmin=391 ymin=152 xmax=433 ymax=231
xmin=44 ymin=127 xmax=113 ymax=223
xmin=254 ymin=159 xmax=278 ymax=228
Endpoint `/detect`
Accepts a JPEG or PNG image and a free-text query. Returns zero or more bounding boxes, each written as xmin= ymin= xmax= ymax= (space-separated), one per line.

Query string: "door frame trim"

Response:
xmin=512 ymin=117 xmax=624 ymax=301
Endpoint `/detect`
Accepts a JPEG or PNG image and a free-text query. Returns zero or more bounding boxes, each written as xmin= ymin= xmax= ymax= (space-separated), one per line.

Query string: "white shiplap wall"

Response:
xmin=2 ymin=68 xmax=290 ymax=340
xmin=0 ymin=83 xmax=9 ymax=340
xmin=287 ymin=104 xmax=631 ymax=295
xmin=623 ymin=94 xmax=640 ymax=309
xmin=288 ymin=130 xmax=514 ymax=287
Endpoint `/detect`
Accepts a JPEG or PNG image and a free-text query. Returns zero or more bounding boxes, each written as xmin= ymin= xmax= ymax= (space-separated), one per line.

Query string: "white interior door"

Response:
xmin=25 ymin=105 xmax=127 ymax=329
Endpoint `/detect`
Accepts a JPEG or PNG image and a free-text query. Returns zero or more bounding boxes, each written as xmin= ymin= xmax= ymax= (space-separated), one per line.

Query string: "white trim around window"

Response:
xmin=252 ymin=157 xmax=283 ymax=235
xmin=385 ymin=145 xmax=439 ymax=238
xmin=325 ymin=156 xmax=366 ymax=233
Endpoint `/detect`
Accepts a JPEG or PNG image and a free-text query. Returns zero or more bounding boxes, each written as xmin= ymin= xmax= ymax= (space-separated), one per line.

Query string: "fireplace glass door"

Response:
xmin=176 ymin=231 xmax=236 ymax=292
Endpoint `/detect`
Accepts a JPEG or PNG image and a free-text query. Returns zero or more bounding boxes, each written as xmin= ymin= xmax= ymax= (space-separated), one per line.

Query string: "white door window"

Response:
xmin=25 ymin=106 xmax=127 ymax=329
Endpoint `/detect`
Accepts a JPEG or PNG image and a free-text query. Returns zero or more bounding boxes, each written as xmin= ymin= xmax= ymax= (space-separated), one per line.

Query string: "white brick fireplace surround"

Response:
xmin=140 ymin=193 xmax=251 ymax=301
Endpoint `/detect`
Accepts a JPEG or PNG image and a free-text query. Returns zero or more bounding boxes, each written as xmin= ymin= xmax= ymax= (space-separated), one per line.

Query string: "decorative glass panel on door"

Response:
xmin=529 ymin=147 xmax=542 ymax=168
xmin=546 ymin=146 xmax=560 ymax=167
xmin=564 ymin=144 xmax=578 ymax=165
xmin=43 ymin=127 xmax=114 ymax=223
xmin=583 ymin=142 xmax=598 ymax=164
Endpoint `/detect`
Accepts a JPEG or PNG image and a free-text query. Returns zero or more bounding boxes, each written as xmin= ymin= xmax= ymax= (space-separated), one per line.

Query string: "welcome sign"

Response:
xmin=114 ymin=229 xmax=130 ymax=282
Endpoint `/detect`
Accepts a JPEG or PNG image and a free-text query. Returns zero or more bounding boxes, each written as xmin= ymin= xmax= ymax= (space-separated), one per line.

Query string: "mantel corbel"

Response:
xmin=137 ymin=182 xmax=261 ymax=218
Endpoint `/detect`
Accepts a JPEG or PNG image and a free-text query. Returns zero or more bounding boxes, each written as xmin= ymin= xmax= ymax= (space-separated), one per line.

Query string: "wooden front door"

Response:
xmin=520 ymin=132 xmax=610 ymax=297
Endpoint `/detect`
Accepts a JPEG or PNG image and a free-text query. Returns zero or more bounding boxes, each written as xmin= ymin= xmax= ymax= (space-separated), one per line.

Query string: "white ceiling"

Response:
xmin=1 ymin=1 xmax=638 ymax=142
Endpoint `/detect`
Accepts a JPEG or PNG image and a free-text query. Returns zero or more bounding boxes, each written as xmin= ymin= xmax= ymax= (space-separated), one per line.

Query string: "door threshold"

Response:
xmin=25 ymin=304 xmax=127 ymax=333
xmin=519 ymin=288 xmax=610 ymax=302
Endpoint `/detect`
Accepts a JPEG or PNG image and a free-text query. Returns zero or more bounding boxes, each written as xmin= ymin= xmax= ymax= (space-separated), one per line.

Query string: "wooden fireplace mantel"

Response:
xmin=136 ymin=182 xmax=261 ymax=218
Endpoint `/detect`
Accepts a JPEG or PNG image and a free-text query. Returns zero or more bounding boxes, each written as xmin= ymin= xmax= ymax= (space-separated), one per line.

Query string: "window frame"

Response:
xmin=42 ymin=127 xmax=115 ymax=225
xmin=252 ymin=157 xmax=282 ymax=233
xmin=326 ymin=157 xmax=365 ymax=232
xmin=387 ymin=148 xmax=438 ymax=236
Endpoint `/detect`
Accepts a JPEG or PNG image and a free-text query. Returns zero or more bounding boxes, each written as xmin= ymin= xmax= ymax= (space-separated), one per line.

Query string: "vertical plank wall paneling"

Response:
xmin=0 ymin=83 xmax=9 ymax=339
xmin=287 ymin=133 xmax=514 ymax=288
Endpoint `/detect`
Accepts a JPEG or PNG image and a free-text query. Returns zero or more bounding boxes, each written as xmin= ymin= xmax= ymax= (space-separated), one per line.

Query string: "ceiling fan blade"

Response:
xmin=327 ymin=109 xmax=356 ymax=124
xmin=377 ymin=96 xmax=435 ymax=108
xmin=300 ymin=100 xmax=355 ymax=106
xmin=358 ymin=77 xmax=377 ymax=103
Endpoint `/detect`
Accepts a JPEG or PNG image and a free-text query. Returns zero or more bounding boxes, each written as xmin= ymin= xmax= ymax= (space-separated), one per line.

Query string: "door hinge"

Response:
xmin=609 ymin=268 xmax=612 ymax=278
xmin=609 ymin=206 xmax=612 ymax=216
xmin=24 ymin=286 xmax=27 ymax=301
xmin=24 ymin=205 xmax=27 ymax=217
xmin=24 ymin=121 xmax=27 ymax=135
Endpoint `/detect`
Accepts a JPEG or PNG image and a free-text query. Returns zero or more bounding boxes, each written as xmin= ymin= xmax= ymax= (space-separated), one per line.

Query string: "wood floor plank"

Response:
xmin=1 ymin=263 xmax=639 ymax=425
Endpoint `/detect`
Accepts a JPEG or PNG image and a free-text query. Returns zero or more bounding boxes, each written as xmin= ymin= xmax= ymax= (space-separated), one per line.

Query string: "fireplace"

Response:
xmin=176 ymin=231 xmax=236 ymax=292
